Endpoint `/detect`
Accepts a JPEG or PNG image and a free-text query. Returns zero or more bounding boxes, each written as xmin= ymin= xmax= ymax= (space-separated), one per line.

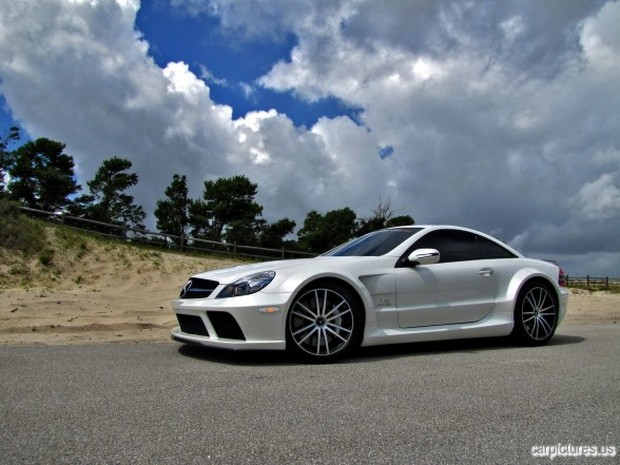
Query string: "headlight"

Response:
xmin=216 ymin=271 xmax=276 ymax=298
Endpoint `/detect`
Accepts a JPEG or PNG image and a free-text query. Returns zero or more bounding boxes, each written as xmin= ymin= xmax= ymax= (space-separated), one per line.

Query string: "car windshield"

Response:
xmin=323 ymin=228 xmax=422 ymax=257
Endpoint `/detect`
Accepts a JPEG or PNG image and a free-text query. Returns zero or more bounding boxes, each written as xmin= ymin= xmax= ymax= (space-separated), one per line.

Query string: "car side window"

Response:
xmin=476 ymin=235 xmax=517 ymax=259
xmin=413 ymin=230 xmax=480 ymax=262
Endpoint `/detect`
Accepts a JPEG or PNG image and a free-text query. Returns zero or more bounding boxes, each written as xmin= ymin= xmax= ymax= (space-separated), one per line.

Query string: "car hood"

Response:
xmin=191 ymin=258 xmax=317 ymax=283
xmin=190 ymin=256 xmax=391 ymax=285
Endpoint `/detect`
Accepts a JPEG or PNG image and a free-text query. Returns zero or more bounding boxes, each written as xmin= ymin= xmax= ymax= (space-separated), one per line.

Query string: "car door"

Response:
xmin=396 ymin=229 xmax=499 ymax=328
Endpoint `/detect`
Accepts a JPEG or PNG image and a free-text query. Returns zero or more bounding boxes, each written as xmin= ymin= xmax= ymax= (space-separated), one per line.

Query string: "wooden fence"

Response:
xmin=17 ymin=207 xmax=620 ymax=284
xmin=565 ymin=275 xmax=619 ymax=289
xmin=19 ymin=207 xmax=316 ymax=261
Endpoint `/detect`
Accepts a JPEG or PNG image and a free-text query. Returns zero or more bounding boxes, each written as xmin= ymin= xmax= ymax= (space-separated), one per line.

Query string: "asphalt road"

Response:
xmin=1 ymin=325 xmax=618 ymax=465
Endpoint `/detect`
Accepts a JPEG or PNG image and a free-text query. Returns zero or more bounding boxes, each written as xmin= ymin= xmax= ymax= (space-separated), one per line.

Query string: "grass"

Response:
xmin=568 ymin=283 xmax=620 ymax=294
xmin=0 ymin=202 xmax=242 ymax=289
xmin=38 ymin=248 xmax=55 ymax=266
xmin=0 ymin=200 xmax=46 ymax=256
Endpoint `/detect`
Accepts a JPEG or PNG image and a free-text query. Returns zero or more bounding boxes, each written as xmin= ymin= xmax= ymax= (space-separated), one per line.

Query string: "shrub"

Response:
xmin=0 ymin=200 xmax=46 ymax=255
xmin=39 ymin=248 xmax=55 ymax=266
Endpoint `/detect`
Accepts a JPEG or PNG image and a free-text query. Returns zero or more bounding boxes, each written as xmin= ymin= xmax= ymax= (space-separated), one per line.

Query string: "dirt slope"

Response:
xmin=0 ymin=227 xmax=242 ymax=345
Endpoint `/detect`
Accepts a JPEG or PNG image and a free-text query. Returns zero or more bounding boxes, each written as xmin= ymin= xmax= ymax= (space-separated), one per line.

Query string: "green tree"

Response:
xmin=387 ymin=215 xmax=415 ymax=227
xmin=72 ymin=157 xmax=145 ymax=229
xmin=187 ymin=198 xmax=213 ymax=239
xmin=0 ymin=127 xmax=20 ymax=197
xmin=7 ymin=138 xmax=80 ymax=210
xmin=258 ymin=218 xmax=297 ymax=249
xmin=190 ymin=175 xmax=263 ymax=242
xmin=297 ymin=207 xmax=357 ymax=253
xmin=155 ymin=174 xmax=189 ymax=244
xmin=225 ymin=218 xmax=263 ymax=246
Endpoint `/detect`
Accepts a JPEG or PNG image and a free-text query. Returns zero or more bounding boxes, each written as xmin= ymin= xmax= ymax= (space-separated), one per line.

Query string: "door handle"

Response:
xmin=478 ymin=268 xmax=495 ymax=277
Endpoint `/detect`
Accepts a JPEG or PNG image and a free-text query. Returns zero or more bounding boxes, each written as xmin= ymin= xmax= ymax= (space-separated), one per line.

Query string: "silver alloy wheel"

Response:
xmin=520 ymin=286 xmax=557 ymax=341
xmin=288 ymin=288 xmax=355 ymax=357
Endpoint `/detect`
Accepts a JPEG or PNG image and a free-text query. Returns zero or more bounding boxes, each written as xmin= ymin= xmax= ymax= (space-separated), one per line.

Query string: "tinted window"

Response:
xmin=477 ymin=235 xmax=517 ymax=259
xmin=325 ymin=228 xmax=422 ymax=256
xmin=412 ymin=230 xmax=481 ymax=262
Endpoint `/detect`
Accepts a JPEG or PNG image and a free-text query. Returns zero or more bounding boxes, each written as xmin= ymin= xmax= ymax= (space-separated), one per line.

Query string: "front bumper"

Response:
xmin=171 ymin=292 xmax=289 ymax=351
xmin=171 ymin=327 xmax=285 ymax=350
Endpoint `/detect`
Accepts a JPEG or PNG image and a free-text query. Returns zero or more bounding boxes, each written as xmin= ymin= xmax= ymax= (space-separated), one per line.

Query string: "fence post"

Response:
xmin=586 ymin=275 xmax=590 ymax=287
xmin=606 ymin=276 xmax=609 ymax=289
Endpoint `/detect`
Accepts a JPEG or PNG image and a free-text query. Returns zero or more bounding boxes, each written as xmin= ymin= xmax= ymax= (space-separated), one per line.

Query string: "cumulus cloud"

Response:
xmin=573 ymin=174 xmax=620 ymax=221
xmin=0 ymin=0 xmax=619 ymax=275
xmin=240 ymin=0 xmax=620 ymax=272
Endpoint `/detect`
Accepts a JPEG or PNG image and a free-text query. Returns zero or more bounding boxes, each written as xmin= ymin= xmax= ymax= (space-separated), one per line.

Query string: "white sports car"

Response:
xmin=172 ymin=225 xmax=568 ymax=361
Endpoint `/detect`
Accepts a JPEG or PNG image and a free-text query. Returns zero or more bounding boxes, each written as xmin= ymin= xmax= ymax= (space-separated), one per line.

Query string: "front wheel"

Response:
xmin=512 ymin=282 xmax=558 ymax=346
xmin=286 ymin=284 xmax=362 ymax=362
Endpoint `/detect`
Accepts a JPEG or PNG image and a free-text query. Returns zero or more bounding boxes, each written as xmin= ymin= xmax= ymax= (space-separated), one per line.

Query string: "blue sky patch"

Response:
xmin=135 ymin=2 xmax=358 ymax=127
xmin=378 ymin=145 xmax=394 ymax=159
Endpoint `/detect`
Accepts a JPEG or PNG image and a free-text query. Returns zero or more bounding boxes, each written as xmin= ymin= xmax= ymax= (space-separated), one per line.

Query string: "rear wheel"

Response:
xmin=286 ymin=284 xmax=362 ymax=362
xmin=512 ymin=282 xmax=558 ymax=346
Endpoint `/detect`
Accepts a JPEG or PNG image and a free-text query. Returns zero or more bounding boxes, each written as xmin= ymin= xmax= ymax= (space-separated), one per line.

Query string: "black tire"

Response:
xmin=512 ymin=282 xmax=558 ymax=346
xmin=286 ymin=283 xmax=363 ymax=362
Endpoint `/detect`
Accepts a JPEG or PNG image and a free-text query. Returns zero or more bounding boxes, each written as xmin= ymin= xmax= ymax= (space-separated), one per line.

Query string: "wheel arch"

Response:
xmin=288 ymin=276 xmax=368 ymax=329
xmin=284 ymin=276 xmax=368 ymax=359
xmin=506 ymin=269 xmax=561 ymax=311
xmin=510 ymin=274 xmax=561 ymax=344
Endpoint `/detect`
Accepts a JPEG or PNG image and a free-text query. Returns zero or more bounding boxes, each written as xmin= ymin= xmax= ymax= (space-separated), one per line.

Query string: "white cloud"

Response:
xmin=239 ymin=82 xmax=256 ymax=100
xmin=411 ymin=58 xmax=443 ymax=81
xmin=580 ymin=0 xmax=620 ymax=75
xmin=593 ymin=148 xmax=620 ymax=166
xmin=0 ymin=0 xmax=619 ymax=275
xmin=573 ymin=174 xmax=620 ymax=221
xmin=500 ymin=16 xmax=525 ymax=42
xmin=163 ymin=61 xmax=210 ymax=104
xmin=199 ymin=65 xmax=227 ymax=87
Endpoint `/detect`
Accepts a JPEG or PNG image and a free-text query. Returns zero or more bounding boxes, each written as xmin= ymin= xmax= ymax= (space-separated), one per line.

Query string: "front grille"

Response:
xmin=207 ymin=311 xmax=246 ymax=340
xmin=176 ymin=314 xmax=210 ymax=336
xmin=180 ymin=278 xmax=219 ymax=299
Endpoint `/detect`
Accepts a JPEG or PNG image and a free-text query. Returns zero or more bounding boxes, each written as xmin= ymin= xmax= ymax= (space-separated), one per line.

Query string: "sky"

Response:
xmin=0 ymin=0 xmax=619 ymax=276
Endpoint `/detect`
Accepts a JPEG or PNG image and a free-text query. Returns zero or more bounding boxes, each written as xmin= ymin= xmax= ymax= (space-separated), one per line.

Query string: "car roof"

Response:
xmin=382 ymin=224 xmax=522 ymax=257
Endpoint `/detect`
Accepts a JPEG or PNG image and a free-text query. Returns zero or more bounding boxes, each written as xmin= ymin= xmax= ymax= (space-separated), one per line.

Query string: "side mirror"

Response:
xmin=408 ymin=248 xmax=440 ymax=265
